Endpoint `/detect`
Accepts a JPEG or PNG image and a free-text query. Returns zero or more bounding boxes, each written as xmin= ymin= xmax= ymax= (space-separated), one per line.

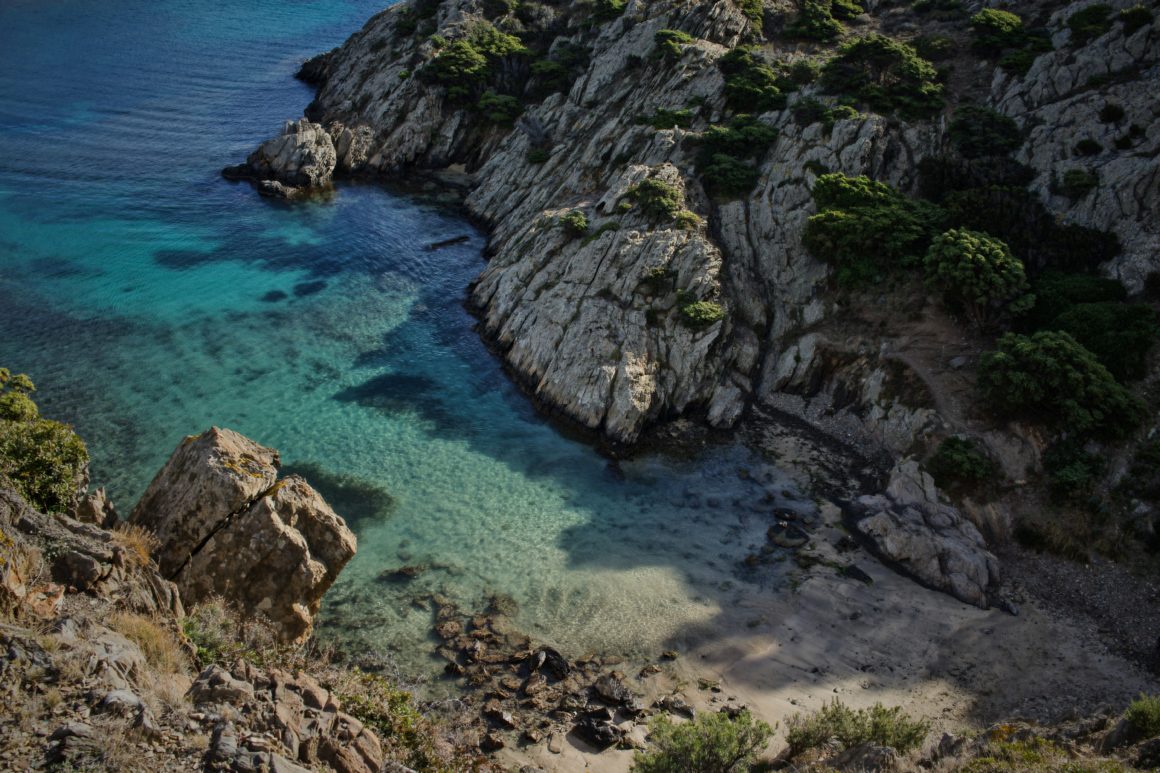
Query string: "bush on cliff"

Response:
xmin=626 ymin=178 xmax=685 ymax=221
xmin=0 ymin=368 xmax=88 ymax=515
xmin=948 ymin=105 xmax=1022 ymax=159
xmin=717 ymin=47 xmax=786 ymax=113
xmin=560 ymin=209 xmax=589 ymax=237
xmin=655 ymin=29 xmax=695 ymax=59
xmin=632 ymin=709 xmax=773 ymax=772
xmin=696 ymin=115 xmax=778 ymax=197
xmin=819 ymin=35 xmax=943 ymax=118
xmin=978 ymin=331 xmax=1145 ymax=438
xmin=803 ymin=173 xmax=945 ymax=285
xmin=923 ymin=228 xmax=1033 ymax=329
xmin=1067 ymin=4 xmax=1114 ymax=43
xmin=970 ymin=9 xmax=1025 ymax=53
xmin=420 ymin=22 xmax=526 ymax=101
xmin=1052 ymin=302 xmax=1159 ymax=382
xmin=926 ymin=437 xmax=996 ymax=491
xmin=785 ymin=0 xmax=845 ymax=41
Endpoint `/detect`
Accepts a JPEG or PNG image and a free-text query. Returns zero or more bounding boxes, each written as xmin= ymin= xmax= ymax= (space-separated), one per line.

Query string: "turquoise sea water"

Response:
xmin=0 ymin=0 xmax=805 ymax=679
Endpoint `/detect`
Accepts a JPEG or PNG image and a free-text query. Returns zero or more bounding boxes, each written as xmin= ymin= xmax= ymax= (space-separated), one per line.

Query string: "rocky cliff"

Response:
xmin=234 ymin=0 xmax=1157 ymax=449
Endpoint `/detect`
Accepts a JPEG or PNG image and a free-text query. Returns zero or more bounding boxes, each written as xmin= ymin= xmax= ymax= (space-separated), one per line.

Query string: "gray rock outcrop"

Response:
xmin=131 ymin=427 xmax=356 ymax=642
xmin=848 ymin=460 xmax=1000 ymax=608
xmin=223 ymin=119 xmax=337 ymax=196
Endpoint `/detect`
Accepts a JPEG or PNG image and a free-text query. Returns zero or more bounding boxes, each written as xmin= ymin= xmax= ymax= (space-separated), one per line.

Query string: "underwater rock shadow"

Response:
xmin=282 ymin=460 xmax=396 ymax=532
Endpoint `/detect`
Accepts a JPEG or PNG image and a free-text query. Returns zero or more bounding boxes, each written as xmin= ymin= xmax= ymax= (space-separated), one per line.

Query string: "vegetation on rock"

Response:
xmin=926 ymin=437 xmax=996 ymax=491
xmin=1127 ymin=694 xmax=1160 ymax=739
xmin=0 ymin=368 xmax=88 ymax=515
xmin=696 ymin=115 xmax=778 ymax=197
xmin=785 ymin=0 xmax=846 ymax=41
xmin=819 ymin=34 xmax=943 ymax=118
xmin=679 ymin=299 xmax=727 ymax=329
xmin=923 ymin=228 xmax=1033 ymax=329
xmin=978 ymin=331 xmax=1145 ymax=438
xmin=804 ymin=173 xmax=944 ymax=285
xmin=718 ymin=47 xmax=786 ymax=113
xmin=626 ymin=177 xmax=685 ymax=221
xmin=949 ymin=105 xmax=1022 ymax=159
xmin=1067 ymin=4 xmax=1114 ymax=43
xmin=654 ymin=29 xmax=694 ymax=60
xmin=560 ymin=209 xmax=589 ymax=237
xmin=631 ymin=709 xmax=773 ymax=772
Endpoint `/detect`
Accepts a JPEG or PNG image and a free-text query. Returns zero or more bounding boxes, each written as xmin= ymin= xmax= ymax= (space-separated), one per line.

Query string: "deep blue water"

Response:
xmin=0 ymin=0 xmax=806 ymax=678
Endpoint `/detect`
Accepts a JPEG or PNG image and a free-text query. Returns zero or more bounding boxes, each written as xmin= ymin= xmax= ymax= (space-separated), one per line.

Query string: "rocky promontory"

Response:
xmin=234 ymin=0 xmax=1157 ymax=451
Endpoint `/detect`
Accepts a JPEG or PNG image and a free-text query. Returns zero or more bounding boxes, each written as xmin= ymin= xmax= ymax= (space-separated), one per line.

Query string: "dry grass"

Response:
xmin=109 ymin=611 xmax=185 ymax=675
xmin=110 ymin=523 xmax=160 ymax=568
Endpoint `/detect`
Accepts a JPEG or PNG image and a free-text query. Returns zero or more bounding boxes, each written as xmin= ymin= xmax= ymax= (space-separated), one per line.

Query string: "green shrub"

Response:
xmin=917 ymin=156 xmax=1035 ymax=202
xmin=819 ymin=34 xmax=943 ymax=118
xmin=527 ymin=147 xmax=550 ymax=163
xmin=0 ymin=368 xmax=88 ymax=515
xmin=943 ymin=187 xmax=1119 ymax=274
xmin=530 ymin=58 xmax=570 ymax=93
xmin=718 ymin=48 xmax=786 ymax=113
xmin=632 ymin=709 xmax=772 ymax=772
xmin=680 ymin=300 xmax=727 ymax=329
xmin=1024 ymin=270 xmax=1127 ymax=329
xmin=1053 ymin=301 xmax=1159 ymax=381
xmin=792 ymin=97 xmax=859 ymax=129
xmin=914 ymin=34 xmax=956 ymax=61
xmin=1127 ymin=694 xmax=1160 ymax=739
xmin=593 ymin=0 xmax=627 ymax=21
xmin=949 ymin=105 xmax=1021 ymax=159
xmin=1068 ymin=4 xmax=1114 ymax=43
xmin=1098 ymin=102 xmax=1125 ymax=123
xmin=785 ymin=699 xmax=930 ymax=757
xmin=924 ymin=228 xmax=1033 ymax=328
xmin=655 ymin=29 xmax=694 ymax=59
xmin=482 ymin=0 xmax=517 ymax=17
xmin=788 ymin=58 xmax=821 ymax=84
xmin=700 ymin=154 xmax=761 ymax=198
xmin=927 ymin=437 xmax=996 ymax=490
xmin=674 ymin=210 xmax=703 ymax=230
xmin=698 ymin=115 xmax=778 ymax=157
xmin=337 ymin=669 xmax=456 ymax=771
xmin=1043 ymin=439 xmax=1104 ymax=499
xmin=831 ymin=0 xmax=864 ymax=20
xmin=477 ymin=90 xmax=522 ymax=123
xmin=1057 ymin=168 xmax=1099 ymax=199
xmin=560 ymin=209 xmax=589 ymax=237
xmin=643 ymin=108 xmax=694 ymax=130
xmin=736 ymin=0 xmax=765 ymax=25
xmin=1119 ymin=4 xmax=1154 ymax=34
xmin=581 ymin=221 xmax=621 ymax=245
xmin=1073 ymin=138 xmax=1102 ymax=156
xmin=786 ymin=0 xmax=845 ymax=41
xmin=978 ymin=331 xmax=1145 ymax=438
xmin=422 ymin=40 xmax=489 ymax=100
xmin=970 ymin=9 xmax=1024 ymax=53
xmin=627 ymin=178 xmax=685 ymax=221
xmin=803 ymin=173 xmax=945 ymax=285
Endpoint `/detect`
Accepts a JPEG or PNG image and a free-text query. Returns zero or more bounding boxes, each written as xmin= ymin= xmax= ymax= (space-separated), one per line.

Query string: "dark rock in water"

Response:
xmin=480 ymin=731 xmax=506 ymax=752
xmin=261 ymin=290 xmax=288 ymax=303
xmin=604 ymin=460 xmax=626 ymax=482
xmin=572 ymin=716 xmax=624 ymax=749
xmin=768 ymin=522 xmax=809 ymax=548
xmin=296 ymin=50 xmax=334 ymax=84
xmin=378 ymin=564 xmax=427 ymax=582
xmin=257 ymin=180 xmax=299 ymax=199
xmin=639 ymin=664 xmax=661 ymax=677
xmin=593 ymin=674 xmax=634 ymax=706
xmin=661 ymin=650 xmax=679 ymax=660
xmin=773 ymin=507 xmax=798 ymax=521
xmin=840 ymin=564 xmax=874 ymax=585
xmin=532 ymin=647 xmax=570 ymax=679
xmin=484 ymin=699 xmax=518 ymax=729
xmin=293 ymin=280 xmax=327 ymax=297
xmin=424 ymin=235 xmax=471 ymax=250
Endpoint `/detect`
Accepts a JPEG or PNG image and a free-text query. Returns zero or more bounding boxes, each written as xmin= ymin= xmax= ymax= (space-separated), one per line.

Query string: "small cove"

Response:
xmin=0 ymin=0 xmax=808 ymax=683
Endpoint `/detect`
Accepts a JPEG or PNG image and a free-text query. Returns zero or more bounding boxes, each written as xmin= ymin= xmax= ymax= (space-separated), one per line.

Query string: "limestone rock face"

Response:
xmin=849 ymin=460 xmax=1000 ymax=608
xmin=993 ymin=0 xmax=1159 ymax=291
xmin=131 ymin=427 xmax=279 ymax=578
xmin=131 ymin=428 xmax=356 ymax=642
xmin=225 ymin=119 xmax=337 ymax=194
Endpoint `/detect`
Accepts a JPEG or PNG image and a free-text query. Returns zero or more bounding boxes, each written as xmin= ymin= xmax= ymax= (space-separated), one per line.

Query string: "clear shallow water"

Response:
xmin=0 ymin=0 xmax=806 ymax=678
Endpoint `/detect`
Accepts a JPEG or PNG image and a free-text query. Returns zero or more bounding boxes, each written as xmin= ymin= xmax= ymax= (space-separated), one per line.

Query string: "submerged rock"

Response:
xmin=131 ymin=427 xmax=356 ymax=642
